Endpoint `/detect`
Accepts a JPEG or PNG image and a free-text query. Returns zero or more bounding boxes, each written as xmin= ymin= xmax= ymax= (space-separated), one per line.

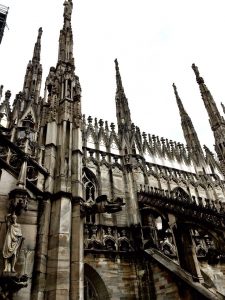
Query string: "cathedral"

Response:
xmin=1 ymin=1 xmax=225 ymax=299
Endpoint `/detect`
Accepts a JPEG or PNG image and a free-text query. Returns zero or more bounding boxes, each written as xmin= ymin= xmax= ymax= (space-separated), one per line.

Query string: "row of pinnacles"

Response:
xmin=0 ymin=75 xmax=223 ymax=150
xmin=0 ymin=61 xmax=224 ymax=176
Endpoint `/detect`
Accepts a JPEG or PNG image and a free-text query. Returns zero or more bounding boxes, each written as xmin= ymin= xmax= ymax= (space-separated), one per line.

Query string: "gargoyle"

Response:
xmin=82 ymin=195 xmax=125 ymax=215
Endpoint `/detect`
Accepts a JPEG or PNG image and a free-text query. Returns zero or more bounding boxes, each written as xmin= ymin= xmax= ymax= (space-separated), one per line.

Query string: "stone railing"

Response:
xmin=0 ymin=132 xmax=48 ymax=193
xmin=138 ymin=185 xmax=225 ymax=230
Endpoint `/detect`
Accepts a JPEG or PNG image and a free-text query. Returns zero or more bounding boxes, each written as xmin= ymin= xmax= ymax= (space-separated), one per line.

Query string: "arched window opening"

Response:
xmin=67 ymin=79 xmax=72 ymax=98
xmin=22 ymin=113 xmax=34 ymax=129
xmin=85 ymin=181 xmax=95 ymax=202
xmin=83 ymin=168 xmax=98 ymax=224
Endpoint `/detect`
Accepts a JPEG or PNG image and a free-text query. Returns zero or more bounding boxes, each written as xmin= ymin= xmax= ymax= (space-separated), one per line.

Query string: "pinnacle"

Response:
xmin=63 ymin=0 xmax=73 ymax=25
xmin=115 ymin=58 xmax=124 ymax=92
xmin=172 ymin=82 xmax=186 ymax=116
xmin=38 ymin=27 xmax=43 ymax=38
xmin=172 ymin=83 xmax=178 ymax=98
xmin=114 ymin=58 xmax=119 ymax=69
xmin=192 ymin=63 xmax=204 ymax=84
xmin=32 ymin=27 xmax=43 ymax=63
xmin=114 ymin=58 xmax=120 ymax=76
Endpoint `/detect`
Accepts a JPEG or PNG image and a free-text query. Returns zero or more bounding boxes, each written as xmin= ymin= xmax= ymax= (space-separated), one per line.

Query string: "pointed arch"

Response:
xmin=19 ymin=104 xmax=37 ymax=126
xmin=99 ymin=136 xmax=107 ymax=152
xmin=87 ymin=132 xmax=96 ymax=149
xmin=83 ymin=167 xmax=99 ymax=224
xmin=83 ymin=167 xmax=98 ymax=201
xmin=109 ymin=137 xmax=120 ymax=155
xmin=84 ymin=264 xmax=110 ymax=300
xmin=171 ymin=186 xmax=191 ymax=202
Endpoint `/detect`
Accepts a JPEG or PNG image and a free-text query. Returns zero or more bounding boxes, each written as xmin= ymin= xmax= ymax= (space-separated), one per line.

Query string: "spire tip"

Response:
xmin=114 ymin=58 xmax=119 ymax=69
xmin=192 ymin=63 xmax=204 ymax=84
xmin=172 ymin=82 xmax=179 ymax=98
xmin=38 ymin=27 xmax=43 ymax=38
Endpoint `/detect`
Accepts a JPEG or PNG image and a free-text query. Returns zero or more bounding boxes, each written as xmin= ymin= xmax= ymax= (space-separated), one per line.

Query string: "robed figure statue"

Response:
xmin=3 ymin=213 xmax=23 ymax=273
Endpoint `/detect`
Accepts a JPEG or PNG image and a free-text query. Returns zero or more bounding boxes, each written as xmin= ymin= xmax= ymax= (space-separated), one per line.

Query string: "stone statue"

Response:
xmin=161 ymin=234 xmax=176 ymax=258
xmin=3 ymin=214 xmax=23 ymax=273
xmin=63 ymin=0 xmax=73 ymax=21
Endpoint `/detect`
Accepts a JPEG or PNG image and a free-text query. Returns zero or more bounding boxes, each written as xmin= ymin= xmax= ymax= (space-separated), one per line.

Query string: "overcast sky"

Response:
xmin=1 ymin=0 xmax=225 ymax=151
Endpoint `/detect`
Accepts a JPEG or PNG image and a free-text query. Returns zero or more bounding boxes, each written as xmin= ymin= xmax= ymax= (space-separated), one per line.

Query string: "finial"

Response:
xmin=105 ymin=121 xmax=109 ymax=131
xmin=38 ymin=27 xmax=43 ymax=39
xmin=172 ymin=83 xmax=181 ymax=103
xmin=192 ymin=63 xmax=204 ymax=84
xmin=192 ymin=64 xmax=199 ymax=77
xmin=114 ymin=58 xmax=119 ymax=70
xmin=114 ymin=58 xmax=121 ymax=77
xmin=63 ymin=0 xmax=73 ymax=24
xmin=142 ymin=132 xmax=147 ymax=140
xmin=99 ymin=119 xmax=104 ymax=127
xmin=32 ymin=27 xmax=43 ymax=63
xmin=115 ymin=58 xmax=124 ymax=92
xmin=87 ymin=116 xmax=93 ymax=124
xmin=172 ymin=82 xmax=180 ymax=99
xmin=110 ymin=122 xmax=115 ymax=131
xmin=172 ymin=82 xmax=187 ymax=117
xmin=5 ymin=90 xmax=11 ymax=101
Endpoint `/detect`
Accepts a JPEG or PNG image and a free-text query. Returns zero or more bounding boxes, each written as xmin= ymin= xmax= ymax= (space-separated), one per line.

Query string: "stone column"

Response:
xmin=70 ymin=201 xmax=84 ymax=299
xmin=70 ymin=124 xmax=84 ymax=300
xmin=172 ymin=220 xmax=203 ymax=282
xmin=31 ymin=197 xmax=51 ymax=300
xmin=124 ymin=164 xmax=140 ymax=225
xmin=42 ymin=118 xmax=73 ymax=299
xmin=44 ymin=121 xmax=57 ymax=193
xmin=45 ymin=195 xmax=72 ymax=300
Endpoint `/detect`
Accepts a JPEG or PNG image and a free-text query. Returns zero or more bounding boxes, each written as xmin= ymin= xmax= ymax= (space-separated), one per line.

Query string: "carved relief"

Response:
xmin=84 ymin=224 xmax=133 ymax=253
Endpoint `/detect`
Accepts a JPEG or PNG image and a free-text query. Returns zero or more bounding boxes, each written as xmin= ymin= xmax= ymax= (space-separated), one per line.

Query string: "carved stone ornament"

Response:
xmin=8 ymin=188 xmax=29 ymax=216
xmin=81 ymin=194 xmax=125 ymax=216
